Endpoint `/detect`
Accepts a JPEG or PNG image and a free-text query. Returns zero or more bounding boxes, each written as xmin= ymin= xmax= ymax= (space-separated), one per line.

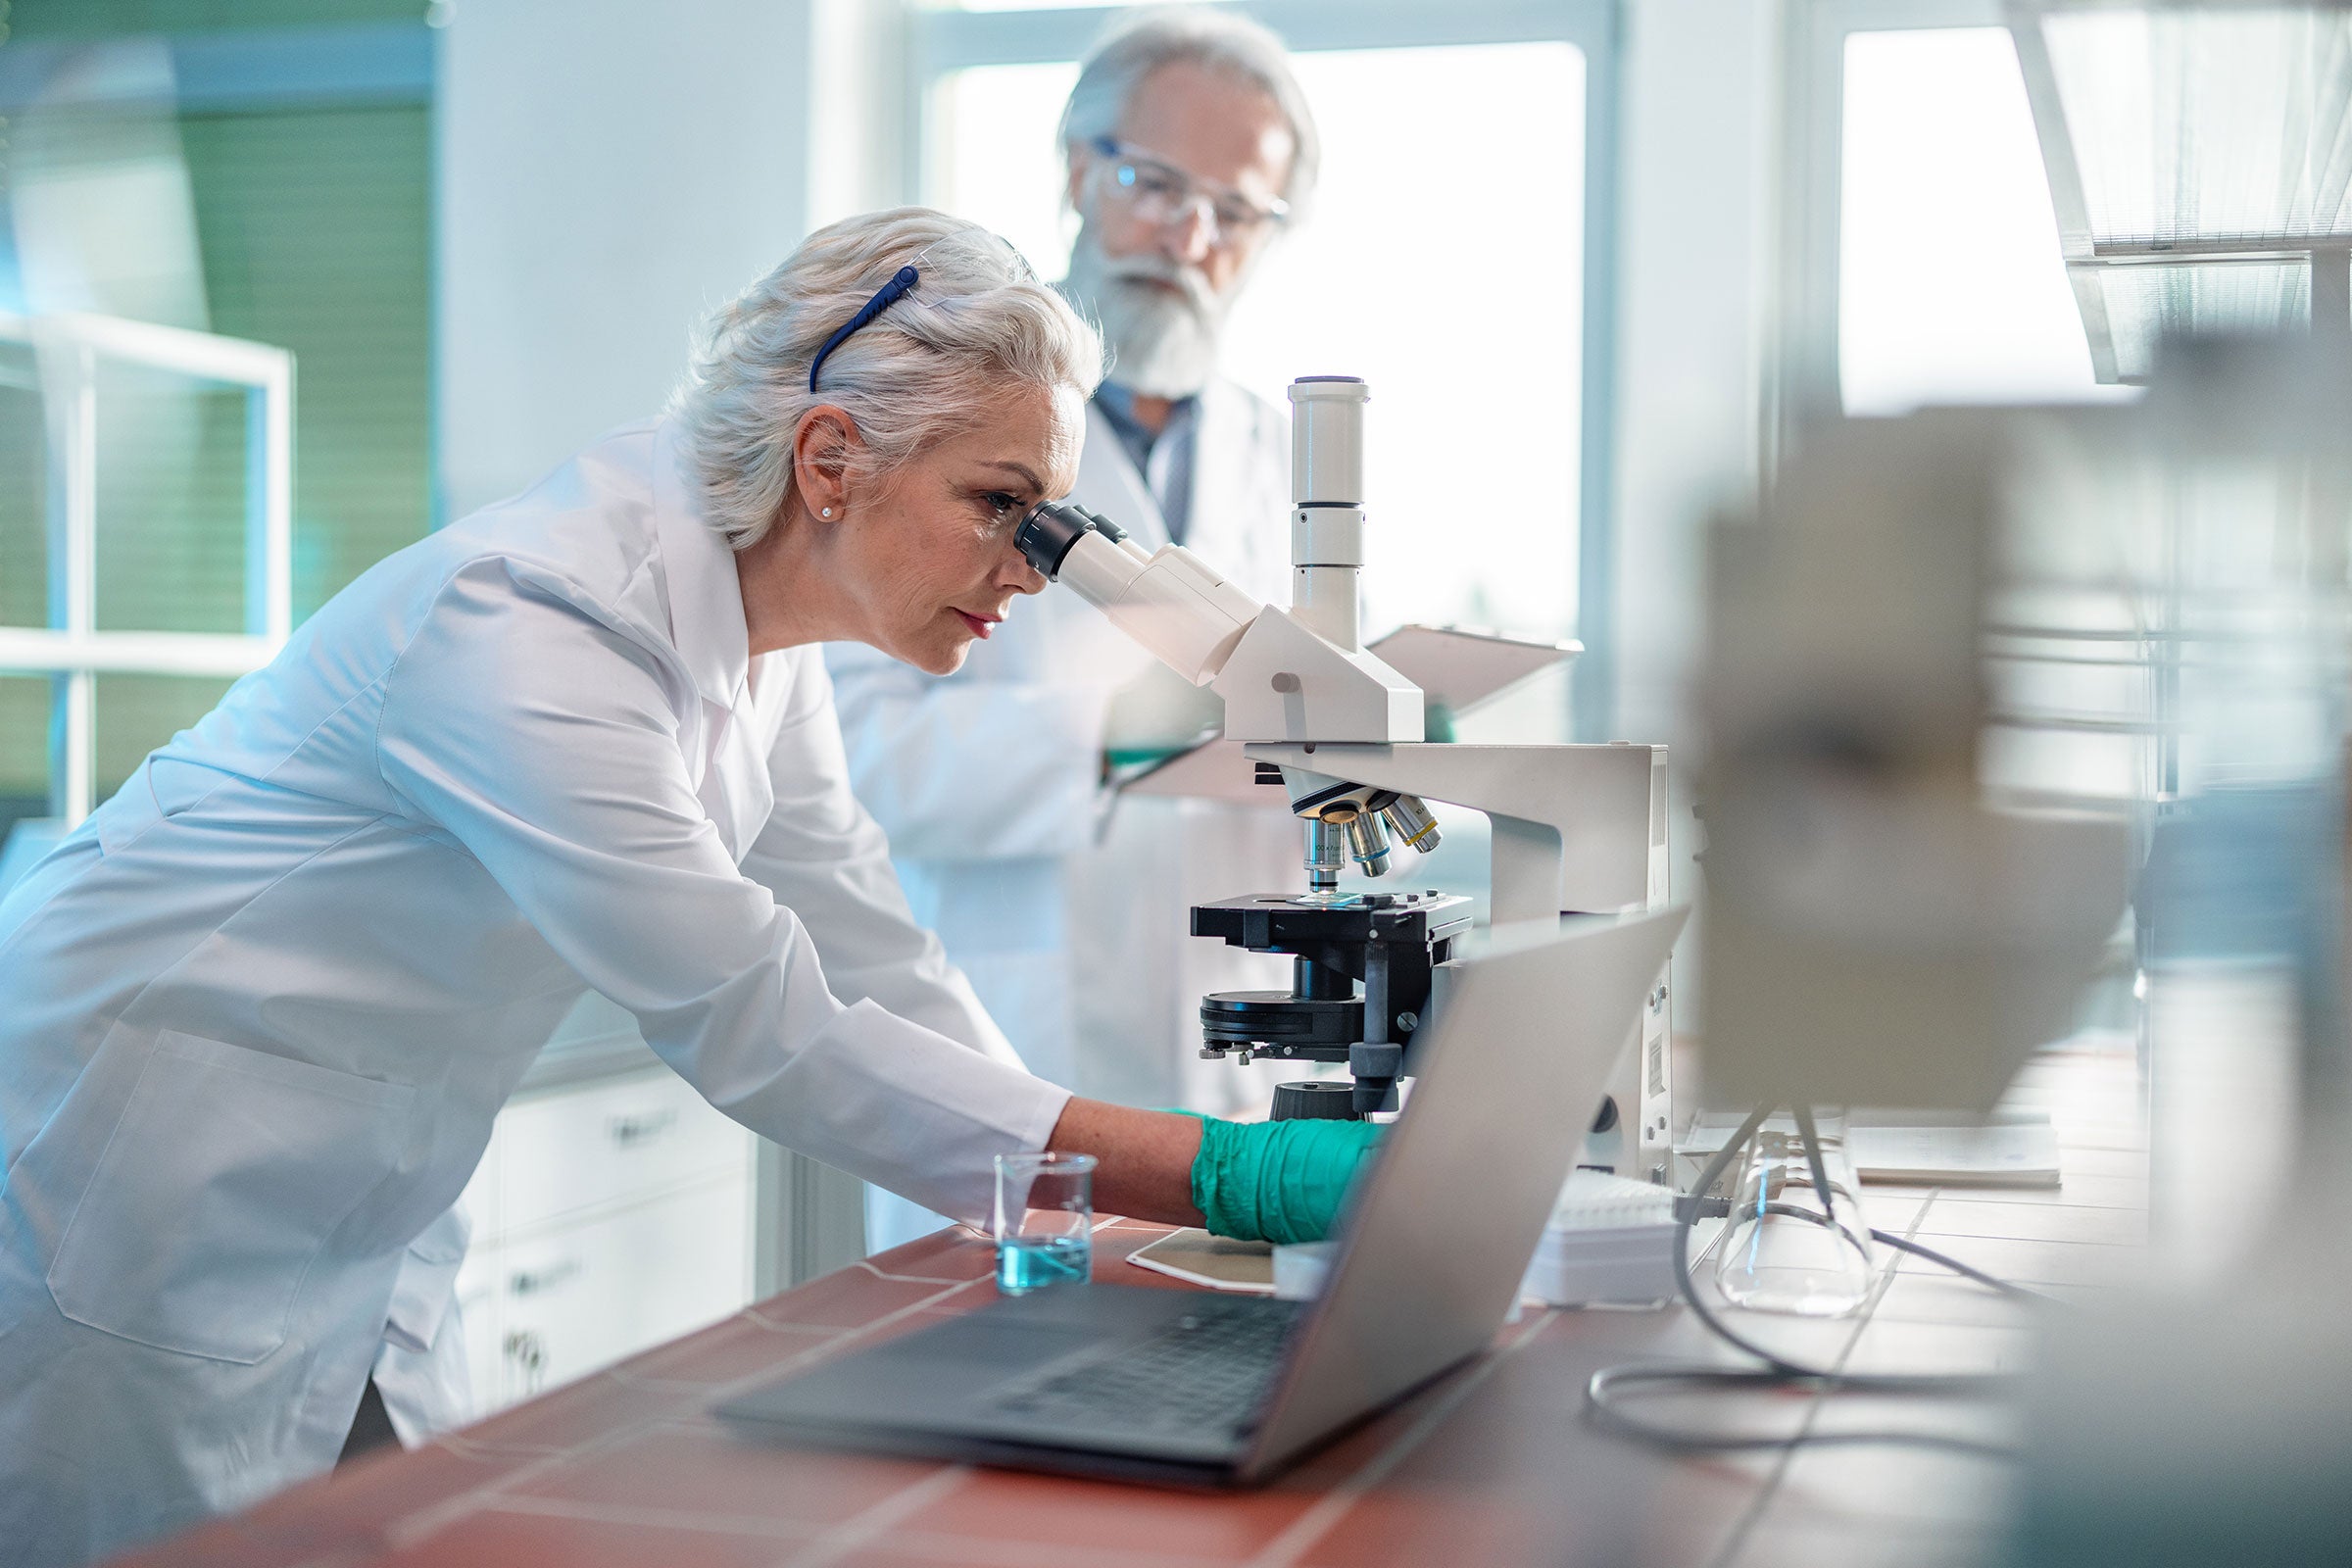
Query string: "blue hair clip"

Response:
xmin=808 ymin=265 xmax=920 ymax=394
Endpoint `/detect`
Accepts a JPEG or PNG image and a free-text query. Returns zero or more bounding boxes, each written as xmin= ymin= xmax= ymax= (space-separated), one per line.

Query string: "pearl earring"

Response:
xmin=820 ymin=507 xmax=834 ymax=518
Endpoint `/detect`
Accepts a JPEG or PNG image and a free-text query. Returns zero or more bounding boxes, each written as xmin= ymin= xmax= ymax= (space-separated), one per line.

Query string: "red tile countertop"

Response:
xmin=109 ymin=1037 xmax=2144 ymax=1568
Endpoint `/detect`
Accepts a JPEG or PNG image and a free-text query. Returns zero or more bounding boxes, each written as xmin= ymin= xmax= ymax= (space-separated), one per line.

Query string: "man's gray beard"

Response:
xmin=1061 ymin=227 xmax=1224 ymax=399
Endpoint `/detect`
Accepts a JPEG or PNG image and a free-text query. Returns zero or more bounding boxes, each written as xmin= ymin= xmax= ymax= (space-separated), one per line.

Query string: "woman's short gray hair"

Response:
xmin=1058 ymin=5 xmax=1319 ymax=214
xmin=675 ymin=208 xmax=1103 ymax=551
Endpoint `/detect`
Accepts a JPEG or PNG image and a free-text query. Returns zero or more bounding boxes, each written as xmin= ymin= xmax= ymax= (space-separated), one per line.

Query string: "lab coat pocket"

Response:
xmin=382 ymin=1204 xmax=470 ymax=1354
xmin=46 ymin=1030 xmax=416 ymax=1364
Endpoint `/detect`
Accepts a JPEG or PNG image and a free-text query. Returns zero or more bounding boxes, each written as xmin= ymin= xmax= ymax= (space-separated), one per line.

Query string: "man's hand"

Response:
xmin=1102 ymin=663 xmax=1223 ymax=765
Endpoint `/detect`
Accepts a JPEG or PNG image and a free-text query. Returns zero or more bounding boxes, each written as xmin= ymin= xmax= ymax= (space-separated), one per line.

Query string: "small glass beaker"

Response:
xmin=993 ymin=1151 xmax=1097 ymax=1295
xmin=1713 ymin=1110 xmax=1875 ymax=1317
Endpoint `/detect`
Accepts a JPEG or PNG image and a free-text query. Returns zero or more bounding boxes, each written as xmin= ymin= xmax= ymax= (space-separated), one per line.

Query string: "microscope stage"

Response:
xmin=1189 ymin=890 xmax=1474 ymax=952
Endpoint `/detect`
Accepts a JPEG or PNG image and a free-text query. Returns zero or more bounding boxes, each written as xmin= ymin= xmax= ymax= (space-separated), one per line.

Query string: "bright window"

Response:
xmin=929 ymin=40 xmax=1588 ymax=640
xmin=0 ymin=42 xmax=430 ymax=840
xmin=1838 ymin=26 xmax=2137 ymax=416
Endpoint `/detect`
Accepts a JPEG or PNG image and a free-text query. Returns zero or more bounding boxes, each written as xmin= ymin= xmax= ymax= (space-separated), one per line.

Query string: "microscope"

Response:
xmin=1016 ymin=376 xmax=1676 ymax=1180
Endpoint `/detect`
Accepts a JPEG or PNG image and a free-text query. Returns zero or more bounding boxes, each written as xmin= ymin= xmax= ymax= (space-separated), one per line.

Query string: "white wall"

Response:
xmin=1610 ymin=0 xmax=1784 ymax=1032
xmin=434 ymin=0 xmax=820 ymax=520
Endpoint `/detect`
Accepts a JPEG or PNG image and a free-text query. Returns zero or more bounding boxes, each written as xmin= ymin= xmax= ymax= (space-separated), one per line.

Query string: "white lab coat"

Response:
xmin=827 ymin=377 xmax=1305 ymax=1162
xmin=0 ymin=419 xmax=1066 ymax=1567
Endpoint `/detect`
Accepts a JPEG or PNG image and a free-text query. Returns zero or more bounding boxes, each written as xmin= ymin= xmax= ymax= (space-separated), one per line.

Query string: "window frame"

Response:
xmin=0 ymin=19 xmax=430 ymax=831
xmin=907 ymin=0 xmax=1626 ymax=737
xmin=1773 ymin=0 xmax=2014 ymax=456
xmin=0 ymin=311 xmax=293 ymax=827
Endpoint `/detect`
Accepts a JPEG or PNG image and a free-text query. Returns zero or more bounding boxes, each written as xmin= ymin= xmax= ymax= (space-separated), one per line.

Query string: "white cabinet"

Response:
xmin=473 ymin=1069 xmax=748 ymax=1238
xmin=454 ymin=1060 xmax=755 ymax=1417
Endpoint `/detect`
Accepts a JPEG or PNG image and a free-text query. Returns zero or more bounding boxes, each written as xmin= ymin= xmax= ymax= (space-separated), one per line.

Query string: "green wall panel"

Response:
xmin=8 ymin=2 xmax=427 ymax=41
xmin=0 ymin=65 xmax=429 ymax=824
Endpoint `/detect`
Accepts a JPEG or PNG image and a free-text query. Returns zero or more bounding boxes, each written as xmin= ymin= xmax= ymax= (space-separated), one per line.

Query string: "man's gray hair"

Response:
xmin=674 ymin=208 xmax=1102 ymax=551
xmin=1058 ymin=5 xmax=1320 ymax=214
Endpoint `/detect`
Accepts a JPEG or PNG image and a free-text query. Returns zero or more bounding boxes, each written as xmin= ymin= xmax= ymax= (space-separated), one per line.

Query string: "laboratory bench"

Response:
xmin=108 ymin=1036 xmax=2147 ymax=1568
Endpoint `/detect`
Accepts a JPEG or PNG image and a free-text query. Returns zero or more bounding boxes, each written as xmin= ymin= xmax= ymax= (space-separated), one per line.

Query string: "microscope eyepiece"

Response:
xmin=1015 ymin=501 xmax=1130 ymax=581
xmin=1013 ymin=500 xmax=1094 ymax=580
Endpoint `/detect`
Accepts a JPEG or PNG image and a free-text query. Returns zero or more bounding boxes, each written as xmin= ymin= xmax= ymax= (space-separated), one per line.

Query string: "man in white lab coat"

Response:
xmin=830 ymin=16 xmax=1321 ymax=1242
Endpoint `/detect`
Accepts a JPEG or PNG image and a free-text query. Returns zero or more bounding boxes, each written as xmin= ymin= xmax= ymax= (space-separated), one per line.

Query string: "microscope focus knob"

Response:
xmin=1271 ymin=1081 xmax=1358 ymax=1121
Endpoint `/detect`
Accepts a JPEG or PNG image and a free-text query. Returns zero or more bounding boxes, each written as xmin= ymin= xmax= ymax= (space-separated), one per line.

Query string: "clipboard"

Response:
xmin=1116 ymin=624 xmax=1579 ymax=805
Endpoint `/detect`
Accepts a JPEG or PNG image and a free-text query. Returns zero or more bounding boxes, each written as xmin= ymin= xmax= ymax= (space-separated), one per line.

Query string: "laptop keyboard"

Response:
xmin=987 ymin=1297 xmax=1299 ymax=1438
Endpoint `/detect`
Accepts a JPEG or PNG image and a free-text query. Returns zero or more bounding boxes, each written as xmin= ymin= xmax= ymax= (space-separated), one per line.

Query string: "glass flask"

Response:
xmin=1713 ymin=1110 xmax=1876 ymax=1317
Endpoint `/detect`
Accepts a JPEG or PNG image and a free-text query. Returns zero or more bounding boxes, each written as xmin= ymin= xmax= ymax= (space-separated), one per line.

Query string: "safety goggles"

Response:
xmin=1088 ymin=136 xmax=1290 ymax=249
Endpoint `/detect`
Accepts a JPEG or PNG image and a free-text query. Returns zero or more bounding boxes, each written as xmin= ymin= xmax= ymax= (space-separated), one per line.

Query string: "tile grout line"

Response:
xmin=746 ymin=1274 xmax=988 ymax=1337
xmin=1699 ymin=1186 xmax=1944 ymax=1568
xmin=726 ymin=1276 xmax=996 ymax=1398
xmin=600 ymin=1318 xmax=841 ymax=1392
xmin=376 ymin=1273 xmax=991 ymax=1556
xmin=836 ymin=1527 xmax=1239 ymax=1568
xmin=855 ymin=1255 xmax=997 ymax=1285
xmin=477 ymin=1489 xmax=827 ymax=1544
xmin=771 ymin=1463 xmax=974 ymax=1568
xmin=1241 ymin=1308 xmax=1556 ymax=1568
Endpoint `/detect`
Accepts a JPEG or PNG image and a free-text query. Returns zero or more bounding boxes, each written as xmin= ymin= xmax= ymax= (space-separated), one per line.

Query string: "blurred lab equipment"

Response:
xmin=1578 ymin=390 xmax=2159 ymax=1455
xmin=2004 ymin=336 xmax=2352 ymax=1568
xmin=993 ymin=1152 xmax=1097 ymax=1295
xmin=1685 ymin=406 xmax=2137 ymax=1291
xmin=1016 ymin=376 xmax=1674 ymax=1175
xmin=1994 ymin=23 xmax=2352 ymax=1550
xmin=1710 ymin=1109 xmax=1873 ymax=1318
xmin=1659 ymin=328 xmax=2352 ymax=1558
xmin=1696 ymin=411 xmax=2135 ymax=1116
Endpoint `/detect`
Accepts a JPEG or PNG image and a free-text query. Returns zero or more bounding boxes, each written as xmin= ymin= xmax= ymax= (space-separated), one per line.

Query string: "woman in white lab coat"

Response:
xmin=825 ymin=380 xmax=1305 ymax=1137
xmin=0 ymin=209 xmax=1373 ymax=1568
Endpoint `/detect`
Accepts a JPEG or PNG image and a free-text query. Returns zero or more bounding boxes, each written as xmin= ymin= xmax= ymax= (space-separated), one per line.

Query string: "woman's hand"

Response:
xmin=1185 ymin=1116 xmax=1384 ymax=1246
xmin=1042 ymin=1099 xmax=1384 ymax=1245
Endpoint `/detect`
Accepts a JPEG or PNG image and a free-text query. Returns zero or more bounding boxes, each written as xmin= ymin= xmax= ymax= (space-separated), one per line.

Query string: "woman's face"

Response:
xmin=835 ymin=382 xmax=1085 ymax=675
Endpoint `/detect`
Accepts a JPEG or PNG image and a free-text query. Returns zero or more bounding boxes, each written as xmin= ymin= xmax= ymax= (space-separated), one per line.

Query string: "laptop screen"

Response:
xmin=1243 ymin=907 xmax=1687 ymax=1475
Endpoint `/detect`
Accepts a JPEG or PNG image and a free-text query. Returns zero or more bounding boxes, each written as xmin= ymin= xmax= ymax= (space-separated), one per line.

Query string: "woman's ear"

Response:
xmin=791 ymin=406 xmax=860 ymax=522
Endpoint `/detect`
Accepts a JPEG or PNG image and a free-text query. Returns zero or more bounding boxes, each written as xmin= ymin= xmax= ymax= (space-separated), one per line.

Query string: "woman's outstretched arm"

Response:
xmin=1045 ymin=1098 xmax=1206 ymax=1227
xmin=1045 ymin=1098 xmax=1385 ymax=1245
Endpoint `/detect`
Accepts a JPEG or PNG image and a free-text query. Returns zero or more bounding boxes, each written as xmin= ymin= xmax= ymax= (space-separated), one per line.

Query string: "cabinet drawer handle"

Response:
xmin=608 ymin=1109 xmax=676 ymax=1149
xmin=504 ymin=1328 xmax=548 ymax=1395
xmin=509 ymin=1258 xmax=583 ymax=1297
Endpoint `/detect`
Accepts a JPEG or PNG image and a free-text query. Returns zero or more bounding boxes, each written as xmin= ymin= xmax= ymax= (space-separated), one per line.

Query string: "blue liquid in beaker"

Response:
xmin=997 ymin=1234 xmax=1091 ymax=1294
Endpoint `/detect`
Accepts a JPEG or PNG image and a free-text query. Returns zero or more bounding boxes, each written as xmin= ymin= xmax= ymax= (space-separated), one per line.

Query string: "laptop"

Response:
xmin=718 ymin=906 xmax=1687 ymax=1486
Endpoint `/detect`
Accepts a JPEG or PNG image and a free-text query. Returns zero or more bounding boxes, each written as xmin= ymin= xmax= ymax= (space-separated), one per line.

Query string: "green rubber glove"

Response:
xmin=1181 ymin=1115 xmax=1387 ymax=1246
